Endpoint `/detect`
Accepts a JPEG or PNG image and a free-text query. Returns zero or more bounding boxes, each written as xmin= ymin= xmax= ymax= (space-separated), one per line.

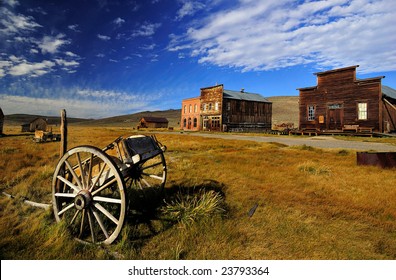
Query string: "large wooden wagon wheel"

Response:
xmin=52 ymin=146 xmax=126 ymax=245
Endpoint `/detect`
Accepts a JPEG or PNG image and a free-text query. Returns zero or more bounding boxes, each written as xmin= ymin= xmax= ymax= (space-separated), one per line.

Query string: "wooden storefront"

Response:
xmin=298 ymin=65 xmax=396 ymax=134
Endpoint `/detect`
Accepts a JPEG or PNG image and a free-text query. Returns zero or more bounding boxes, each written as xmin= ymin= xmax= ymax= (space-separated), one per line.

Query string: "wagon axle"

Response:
xmin=74 ymin=190 xmax=92 ymax=210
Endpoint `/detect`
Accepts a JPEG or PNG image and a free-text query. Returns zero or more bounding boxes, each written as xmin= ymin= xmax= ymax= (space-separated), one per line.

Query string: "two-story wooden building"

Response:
xmin=298 ymin=65 xmax=396 ymax=133
xmin=181 ymin=84 xmax=272 ymax=132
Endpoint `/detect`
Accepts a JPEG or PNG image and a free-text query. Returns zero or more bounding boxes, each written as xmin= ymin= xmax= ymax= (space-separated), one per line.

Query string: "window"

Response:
xmin=215 ymin=102 xmax=219 ymax=111
xmin=308 ymin=105 xmax=315 ymax=121
xmin=194 ymin=104 xmax=197 ymax=112
xmin=358 ymin=103 xmax=367 ymax=120
xmin=183 ymin=118 xmax=186 ymax=127
xmin=183 ymin=105 xmax=186 ymax=114
xmin=227 ymin=102 xmax=231 ymax=111
xmin=211 ymin=116 xmax=220 ymax=128
xmin=193 ymin=118 xmax=197 ymax=127
xmin=189 ymin=105 xmax=192 ymax=113
xmin=209 ymin=103 xmax=212 ymax=110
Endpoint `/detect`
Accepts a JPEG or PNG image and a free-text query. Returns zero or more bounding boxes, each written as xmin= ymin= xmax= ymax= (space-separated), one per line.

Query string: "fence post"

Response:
xmin=60 ymin=109 xmax=67 ymax=158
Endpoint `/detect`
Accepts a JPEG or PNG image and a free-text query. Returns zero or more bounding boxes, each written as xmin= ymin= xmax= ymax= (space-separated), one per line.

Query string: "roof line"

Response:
xmin=314 ymin=65 xmax=359 ymax=76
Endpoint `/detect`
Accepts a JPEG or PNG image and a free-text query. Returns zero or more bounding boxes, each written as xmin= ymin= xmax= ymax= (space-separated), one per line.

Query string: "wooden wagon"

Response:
xmin=52 ymin=135 xmax=167 ymax=244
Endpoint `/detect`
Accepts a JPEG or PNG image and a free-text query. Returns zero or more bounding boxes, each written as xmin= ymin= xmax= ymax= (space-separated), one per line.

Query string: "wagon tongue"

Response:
xmin=74 ymin=190 xmax=92 ymax=210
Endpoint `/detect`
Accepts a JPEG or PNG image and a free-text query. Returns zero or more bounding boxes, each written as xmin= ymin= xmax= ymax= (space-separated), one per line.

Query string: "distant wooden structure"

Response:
xmin=298 ymin=65 xmax=396 ymax=134
xmin=138 ymin=116 xmax=169 ymax=129
xmin=0 ymin=107 xmax=4 ymax=135
xmin=21 ymin=118 xmax=48 ymax=132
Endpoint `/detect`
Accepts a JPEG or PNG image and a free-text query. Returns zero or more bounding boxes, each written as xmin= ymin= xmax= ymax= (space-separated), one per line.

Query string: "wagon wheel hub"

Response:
xmin=74 ymin=190 xmax=92 ymax=210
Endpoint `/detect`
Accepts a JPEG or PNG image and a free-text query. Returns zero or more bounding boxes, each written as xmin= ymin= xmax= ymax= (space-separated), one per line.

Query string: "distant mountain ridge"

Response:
xmin=4 ymin=96 xmax=299 ymax=129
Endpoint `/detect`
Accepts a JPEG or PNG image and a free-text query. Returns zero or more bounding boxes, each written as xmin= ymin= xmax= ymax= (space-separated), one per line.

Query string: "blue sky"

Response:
xmin=1 ymin=0 xmax=395 ymax=118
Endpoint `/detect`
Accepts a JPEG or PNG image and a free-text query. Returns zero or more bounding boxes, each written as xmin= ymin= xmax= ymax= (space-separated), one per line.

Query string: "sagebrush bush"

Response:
xmin=162 ymin=189 xmax=226 ymax=227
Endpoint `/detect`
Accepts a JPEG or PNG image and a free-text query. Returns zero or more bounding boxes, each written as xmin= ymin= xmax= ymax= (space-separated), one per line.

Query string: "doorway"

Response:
xmin=327 ymin=107 xmax=343 ymax=130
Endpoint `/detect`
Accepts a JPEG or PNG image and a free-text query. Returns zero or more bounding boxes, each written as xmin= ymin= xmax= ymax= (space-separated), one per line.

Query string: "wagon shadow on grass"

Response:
xmin=123 ymin=179 xmax=227 ymax=243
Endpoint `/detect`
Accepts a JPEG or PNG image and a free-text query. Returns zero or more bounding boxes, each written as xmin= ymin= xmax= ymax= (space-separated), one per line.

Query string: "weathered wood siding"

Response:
xmin=223 ymin=99 xmax=272 ymax=130
xmin=383 ymin=98 xmax=396 ymax=132
xmin=30 ymin=118 xmax=47 ymax=132
xmin=299 ymin=66 xmax=383 ymax=132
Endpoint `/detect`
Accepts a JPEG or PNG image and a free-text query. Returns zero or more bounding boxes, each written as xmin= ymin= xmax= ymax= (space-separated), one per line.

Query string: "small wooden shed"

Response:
xmin=21 ymin=118 xmax=48 ymax=132
xmin=139 ymin=117 xmax=168 ymax=128
xmin=0 ymin=107 xmax=4 ymax=135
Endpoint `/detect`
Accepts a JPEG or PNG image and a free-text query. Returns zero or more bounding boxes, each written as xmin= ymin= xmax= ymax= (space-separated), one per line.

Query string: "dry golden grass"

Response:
xmin=1 ymin=124 xmax=396 ymax=260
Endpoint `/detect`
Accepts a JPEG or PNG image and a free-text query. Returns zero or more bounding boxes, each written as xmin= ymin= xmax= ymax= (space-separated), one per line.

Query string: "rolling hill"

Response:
xmin=3 ymin=96 xmax=299 ymax=129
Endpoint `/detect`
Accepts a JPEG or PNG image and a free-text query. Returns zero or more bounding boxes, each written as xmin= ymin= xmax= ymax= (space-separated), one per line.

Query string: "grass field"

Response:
xmin=1 ymin=125 xmax=396 ymax=260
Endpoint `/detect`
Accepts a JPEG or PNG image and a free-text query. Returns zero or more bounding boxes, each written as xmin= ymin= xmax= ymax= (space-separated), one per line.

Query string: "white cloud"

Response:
xmin=0 ymin=7 xmax=42 ymax=35
xmin=4 ymin=0 xmax=20 ymax=7
xmin=130 ymin=22 xmax=161 ymax=37
xmin=68 ymin=24 xmax=80 ymax=32
xmin=54 ymin=58 xmax=79 ymax=67
xmin=97 ymin=34 xmax=111 ymax=41
xmin=175 ymin=0 xmax=205 ymax=20
xmin=172 ymin=0 xmax=396 ymax=74
xmin=113 ymin=17 xmax=125 ymax=27
xmin=37 ymin=34 xmax=70 ymax=54
xmin=8 ymin=59 xmax=55 ymax=77
xmin=65 ymin=51 xmax=78 ymax=57
xmin=0 ymin=55 xmax=79 ymax=78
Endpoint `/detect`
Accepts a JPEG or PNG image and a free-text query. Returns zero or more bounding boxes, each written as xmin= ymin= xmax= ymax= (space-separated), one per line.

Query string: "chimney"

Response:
xmin=240 ymin=88 xmax=244 ymax=93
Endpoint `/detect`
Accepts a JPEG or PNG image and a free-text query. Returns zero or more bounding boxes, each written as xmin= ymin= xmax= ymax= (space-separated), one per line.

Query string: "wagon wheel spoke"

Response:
xmin=70 ymin=209 xmax=80 ymax=225
xmin=54 ymin=192 xmax=76 ymax=198
xmin=141 ymin=172 xmax=164 ymax=182
xmin=94 ymin=202 xmax=119 ymax=225
xmin=64 ymin=160 xmax=83 ymax=190
xmin=89 ymin=163 xmax=107 ymax=192
xmin=141 ymin=178 xmax=152 ymax=188
xmin=79 ymin=209 xmax=86 ymax=238
xmin=141 ymin=161 xmax=163 ymax=170
xmin=91 ymin=177 xmax=117 ymax=196
xmin=87 ymin=209 xmax=96 ymax=243
xmin=86 ymin=154 xmax=94 ymax=190
xmin=56 ymin=176 xmax=80 ymax=194
xmin=58 ymin=202 xmax=75 ymax=216
xmin=93 ymin=196 xmax=122 ymax=204
xmin=76 ymin=153 xmax=86 ymax=189
xmin=92 ymin=208 xmax=110 ymax=239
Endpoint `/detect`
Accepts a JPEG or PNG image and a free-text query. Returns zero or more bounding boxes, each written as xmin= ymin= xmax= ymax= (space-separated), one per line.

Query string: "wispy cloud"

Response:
xmin=175 ymin=0 xmax=205 ymax=21
xmin=0 ymin=6 xmax=42 ymax=35
xmin=68 ymin=24 xmax=80 ymax=32
xmin=130 ymin=22 xmax=161 ymax=37
xmin=97 ymin=34 xmax=111 ymax=41
xmin=171 ymin=0 xmax=396 ymax=74
xmin=113 ymin=17 xmax=125 ymax=27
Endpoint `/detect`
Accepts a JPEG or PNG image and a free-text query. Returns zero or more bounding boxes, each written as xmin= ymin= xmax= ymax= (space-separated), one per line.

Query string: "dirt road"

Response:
xmin=166 ymin=132 xmax=396 ymax=152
